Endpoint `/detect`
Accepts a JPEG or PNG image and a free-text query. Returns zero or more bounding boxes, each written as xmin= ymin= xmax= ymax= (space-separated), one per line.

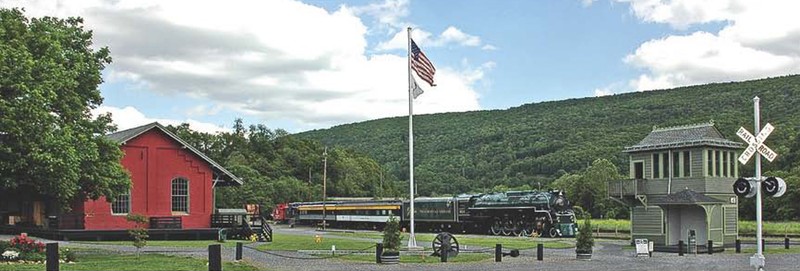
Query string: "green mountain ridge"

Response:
xmin=298 ymin=75 xmax=800 ymax=197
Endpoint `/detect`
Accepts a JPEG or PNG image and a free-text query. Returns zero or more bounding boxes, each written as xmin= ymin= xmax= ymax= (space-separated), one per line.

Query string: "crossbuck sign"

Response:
xmin=736 ymin=123 xmax=777 ymax=164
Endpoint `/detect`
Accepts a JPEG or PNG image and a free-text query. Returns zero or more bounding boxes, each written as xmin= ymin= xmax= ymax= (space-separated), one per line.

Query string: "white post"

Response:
xmin=752 ymin=96 xmax=765 ymax=270
xmin=406 ymin=27 xmax=417 ymax=248
xmin=323 ymin=146 xmax=327 ymax=231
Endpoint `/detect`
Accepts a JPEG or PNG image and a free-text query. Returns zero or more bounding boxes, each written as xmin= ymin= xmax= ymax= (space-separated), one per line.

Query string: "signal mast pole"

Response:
xmin=323 ymin=146 xmax=327 ymax=231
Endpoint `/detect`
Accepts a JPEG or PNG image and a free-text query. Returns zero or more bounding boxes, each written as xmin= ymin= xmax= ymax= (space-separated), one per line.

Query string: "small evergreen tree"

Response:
xmin=126 ymin=214 xmax=149 ymax=258
xmin=382 ymin=215 xmax=402 ymax=254
xmin=575 ymin=216 xmax=594 ymax=254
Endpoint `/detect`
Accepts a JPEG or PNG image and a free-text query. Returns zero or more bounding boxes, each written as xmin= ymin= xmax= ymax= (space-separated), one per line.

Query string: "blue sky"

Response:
xmin=3 ymin=0 xmax=799 ymax=133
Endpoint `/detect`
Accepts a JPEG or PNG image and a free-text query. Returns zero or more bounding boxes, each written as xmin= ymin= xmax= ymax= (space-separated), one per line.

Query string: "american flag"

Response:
xmin=410 ymin=38 xmax=436 ymax=87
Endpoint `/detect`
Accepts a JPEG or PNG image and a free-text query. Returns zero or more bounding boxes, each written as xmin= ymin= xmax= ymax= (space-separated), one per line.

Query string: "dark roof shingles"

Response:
xmin=625 ymin=122 xmax=742 ymax=152
xmin=650 ymin=189 xmax=725 ymax=205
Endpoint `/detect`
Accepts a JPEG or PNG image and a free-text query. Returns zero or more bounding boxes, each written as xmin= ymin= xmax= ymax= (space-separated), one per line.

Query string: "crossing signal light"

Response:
xmin=762 ymin=177 xmax=786 ymax=197
xmin=733 ymin=178 xmax=758 ymax=198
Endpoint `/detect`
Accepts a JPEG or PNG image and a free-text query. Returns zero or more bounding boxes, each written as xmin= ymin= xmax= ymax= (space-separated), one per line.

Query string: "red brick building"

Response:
xmin=1 ymin=122 xmax=242 ymax=239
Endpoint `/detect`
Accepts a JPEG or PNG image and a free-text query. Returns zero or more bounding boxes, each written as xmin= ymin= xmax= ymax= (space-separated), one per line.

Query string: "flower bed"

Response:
xmin=1 ymin=233 xmax=44 ymax=263
xmin=1 ymin=233 xmax=77 ymax=264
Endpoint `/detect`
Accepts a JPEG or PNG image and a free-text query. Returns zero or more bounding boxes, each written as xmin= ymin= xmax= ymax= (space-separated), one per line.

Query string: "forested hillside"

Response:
xmin=298 ymin=75 xmax=800 ymax=220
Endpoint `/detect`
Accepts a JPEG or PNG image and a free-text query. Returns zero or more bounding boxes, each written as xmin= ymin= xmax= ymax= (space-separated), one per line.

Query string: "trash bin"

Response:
xmin=687 ymin=229 xmax=697 ymax=255
xmin=218 ymin=229 xmax=228 ymax=242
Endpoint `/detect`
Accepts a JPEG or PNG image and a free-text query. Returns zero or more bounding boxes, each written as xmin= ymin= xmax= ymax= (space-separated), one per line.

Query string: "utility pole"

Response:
xmin=322 ymin=146 xmax=328 ymax=231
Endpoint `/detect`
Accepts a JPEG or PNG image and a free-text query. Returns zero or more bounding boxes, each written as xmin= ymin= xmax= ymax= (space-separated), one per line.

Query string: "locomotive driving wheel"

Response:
xmin=502 ymin=219 xmax=514 ymax=236
xmin=431 ymin=232 xmax=459 ymax=257
xmin=520 ymin=222 xmax=536 ymax=237
xmin=490 ymin=219 xmax=503 ymax=235
xmin=547 ymin=225 xmax=559 ymax=237
xmin=512 ymin=220 xmax=524 ymax=236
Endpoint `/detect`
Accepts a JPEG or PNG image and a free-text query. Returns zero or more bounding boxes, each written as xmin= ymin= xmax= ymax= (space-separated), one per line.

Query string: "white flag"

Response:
xmin=411 ymin=77 xmax=424 ymax=99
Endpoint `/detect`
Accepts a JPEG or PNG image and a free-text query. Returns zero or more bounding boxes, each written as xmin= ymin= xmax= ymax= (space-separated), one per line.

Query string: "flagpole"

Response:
xmin=406 ymin=26 xmax=417 ymax=248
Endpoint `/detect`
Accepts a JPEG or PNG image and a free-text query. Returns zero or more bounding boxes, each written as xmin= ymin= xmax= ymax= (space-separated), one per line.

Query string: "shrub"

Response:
xmin=20 ymin=251 xmax=46 ymax=262
xmin=0 ymin=241 xmax=9 ymax=252
xmin=575 ymin=216 xmax=594 ymax=254
xmin=382 ymin=215 xmax=402 ymax=254
xmin=126 ymin=213 xmax=149 ymax=258
xmin=8 ymin=233 xmax=45 ymax=254
xmin=60 ymin=248 xmax=77 ymax=262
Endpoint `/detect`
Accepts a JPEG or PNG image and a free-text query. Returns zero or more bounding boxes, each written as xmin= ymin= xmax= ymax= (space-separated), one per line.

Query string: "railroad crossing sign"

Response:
xmin=736 ymin=123 xmax=777 ymax=164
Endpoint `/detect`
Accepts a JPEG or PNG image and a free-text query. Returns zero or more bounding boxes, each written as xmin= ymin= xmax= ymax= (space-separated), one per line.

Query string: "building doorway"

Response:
xmin=633 ymin=162 xmax=644 ymax=179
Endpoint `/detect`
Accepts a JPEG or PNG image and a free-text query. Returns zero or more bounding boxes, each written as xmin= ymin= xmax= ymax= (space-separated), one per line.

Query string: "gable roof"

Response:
xmin=625 ymin=122 xmax=743 ymax=153
xmin=106 ymin=122 xmax=242 ymax=186
xmin=649 ymin=189 xmax=725 ymax=205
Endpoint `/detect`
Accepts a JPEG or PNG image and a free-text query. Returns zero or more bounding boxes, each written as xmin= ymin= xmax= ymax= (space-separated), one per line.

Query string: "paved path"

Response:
xmin=4 ymin=230 xmax=800 ymax=271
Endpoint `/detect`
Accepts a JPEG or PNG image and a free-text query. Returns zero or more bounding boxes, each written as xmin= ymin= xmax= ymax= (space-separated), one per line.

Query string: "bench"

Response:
xmin=149 ymin=216 xmax=182 ymax=229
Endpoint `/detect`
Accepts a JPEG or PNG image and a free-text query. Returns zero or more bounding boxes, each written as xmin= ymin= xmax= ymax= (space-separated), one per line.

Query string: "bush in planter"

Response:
xmin=381 ymin=215 xmax=403 ymax=257
xmin=575 ymin=216 xmax=594 ymax=255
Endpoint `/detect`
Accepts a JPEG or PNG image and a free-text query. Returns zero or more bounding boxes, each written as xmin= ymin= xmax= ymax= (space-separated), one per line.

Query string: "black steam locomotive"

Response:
xmin=279 ymin=190 xmax=577 ymax=237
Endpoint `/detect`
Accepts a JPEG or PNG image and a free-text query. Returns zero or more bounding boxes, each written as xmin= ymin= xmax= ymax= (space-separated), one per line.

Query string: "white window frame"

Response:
xmin=171 ymin=177 xmax=190 ymax=214
xmin=111 ymin=189 xmax=131 ymax=215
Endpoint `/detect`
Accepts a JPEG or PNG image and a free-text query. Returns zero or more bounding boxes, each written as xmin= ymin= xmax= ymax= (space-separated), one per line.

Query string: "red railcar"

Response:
xmin=271 ymin=203 xmax=289 ymax=222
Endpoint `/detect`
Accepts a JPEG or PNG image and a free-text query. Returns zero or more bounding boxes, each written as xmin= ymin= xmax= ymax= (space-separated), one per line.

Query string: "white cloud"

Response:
xmin=93 ymin=105 xmax=229 ymax=134
xmin=439 ymin=26 xmax=481 ymax=47
xmin=592 ymin=81 xmax=630 ymax=96
xmin=581 ymin=0 xmax=597 ymax=8
xmin=619 ymin=1 xmax=800 ymax=91
xmin=350 ymin=0 xmax=409 ymax=30
xmin=376 ymin=26 xmax=488 ymax=51
xmin=481 ymin=44 xmax=498 ymax=51
xmin=2 ymin=0 xmax=489 ymax=130
xmin=616 ymin=0 xmax=743 ymax=29
xmin=594 ymin=88 xmax=613 ymax=96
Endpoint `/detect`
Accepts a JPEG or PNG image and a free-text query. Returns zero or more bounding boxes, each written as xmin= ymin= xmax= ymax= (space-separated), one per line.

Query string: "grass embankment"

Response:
xmin=592 ymin=219 xmax=631 ymax=233
xmin=739 ymin=221 xmax=800 ymax=236
xmin=0 ymin=249 xmax=258 ymax=271
xmin=76 ymin=240 xmax=251 ymax=248
xmin=590 ymin=220 xmax=800 ymax=237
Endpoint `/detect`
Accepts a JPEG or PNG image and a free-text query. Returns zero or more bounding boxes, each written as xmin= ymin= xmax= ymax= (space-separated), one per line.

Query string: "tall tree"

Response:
xmin=0 ymin=9 xmax=129 ymax=206
xmin=550 ymin=159 xmax=625 ymax=218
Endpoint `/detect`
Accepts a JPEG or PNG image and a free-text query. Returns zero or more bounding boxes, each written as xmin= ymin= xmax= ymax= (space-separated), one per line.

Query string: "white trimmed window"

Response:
xmin=171 ymin=178 xmax=189 ymax=213
xmin=111 ymin=189 xmax=130 ymax=215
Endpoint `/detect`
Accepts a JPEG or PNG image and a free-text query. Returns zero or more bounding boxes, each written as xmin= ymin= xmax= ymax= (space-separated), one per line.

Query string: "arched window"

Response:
xmin=171 ymin=178 xmax=189 ymax=213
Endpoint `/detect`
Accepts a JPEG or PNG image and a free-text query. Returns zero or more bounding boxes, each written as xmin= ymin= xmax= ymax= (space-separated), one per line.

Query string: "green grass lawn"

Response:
xmin=725 ymin=246 xmax=800 ymax=255
xmin=256 ymin=233 xmax=377 ymax=251
xmin=327 ymin=231 xmax=573 ymax=249
xmin=75 ymin=240 xmax=252 ymax=248
xmin=588 ymin=220 xmax=800 ymax=236
xmin=0 ymin=249 xmax=258 ymax=271
xmin=337 ymin=253 xmax=493 ymax=263
xmin=739 ymin=221 xmax=800 ymax=236
xmin=592 ymin=219 xmax=631 ymax=233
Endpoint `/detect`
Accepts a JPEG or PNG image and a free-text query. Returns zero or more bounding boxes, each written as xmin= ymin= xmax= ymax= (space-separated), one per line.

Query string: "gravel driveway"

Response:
xmin=4 ymin=229 xmax=799 ymax=271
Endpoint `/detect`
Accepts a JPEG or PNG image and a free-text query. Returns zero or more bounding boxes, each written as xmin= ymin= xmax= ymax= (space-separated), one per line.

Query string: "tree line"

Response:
xmin=165 ymin=120 xmax=406 ymax=212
